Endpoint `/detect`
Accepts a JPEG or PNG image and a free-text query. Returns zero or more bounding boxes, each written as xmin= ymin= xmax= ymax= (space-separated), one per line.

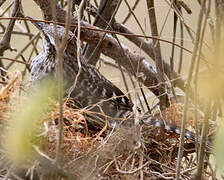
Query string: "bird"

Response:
xmin=29 ymin=20 xmax=211 ymax=149
xmin=29 ymin=20 xmax=134 ymax=126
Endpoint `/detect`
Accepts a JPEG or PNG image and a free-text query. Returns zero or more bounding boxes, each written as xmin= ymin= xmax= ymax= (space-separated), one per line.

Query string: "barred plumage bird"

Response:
xmin=29 ymin=20 xmax=211 ymax=148
xmin=30 ymin=21 xmax=134 ymax=126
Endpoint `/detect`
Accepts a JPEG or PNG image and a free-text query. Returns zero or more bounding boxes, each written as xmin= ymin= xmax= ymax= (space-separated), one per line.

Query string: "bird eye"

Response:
xmin=44 ymin=34 xmax=49 ymax=41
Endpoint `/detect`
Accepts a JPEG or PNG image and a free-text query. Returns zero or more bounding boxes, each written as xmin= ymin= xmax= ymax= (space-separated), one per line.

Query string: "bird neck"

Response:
xmin=43 ymin=41 xmax=56 ymax=55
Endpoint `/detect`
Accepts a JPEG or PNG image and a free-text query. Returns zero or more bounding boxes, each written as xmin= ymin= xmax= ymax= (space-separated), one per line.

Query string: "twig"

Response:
xmin=6 ymin=32 xmax=40 ymax=69
xmin=83 ymin=0 xmax=118 ymax=65
xmin=0 ymin=0 xmax=21 ymax=80
xmin=175 ymin=0 xmax=206 ymax=179
xmin=123 ymin=0 xmax=146 ymax=36
xmin=0 ymin=0 xmax=7 ymax=7
xmin=146 ymin=0 xmax=167 ymax=109
xmin=67 ymin=0 xmax=83 ymax=96
xmin=194 ymin=0 xmax=212 ymax=161
xmin=178 ymin=8 xmax=184 ymax=74
xmin=0 ymin=17 xmax=193 ymax=54
xmin=50 ymin=0 xmax=72 ymax=165
xmin=122 ymin=0 xmax=140 ymax=24
xmin=194 ymin=102 xmax=211 ymax=179
xmin=113 ymin=156 xmax=150 ymax=174
xmin=149 ymin=170 xmax=174 ymax=179
xmin=33 ymin=146 xmax=74 ymax=179
xmin=0 ymin=1 xmax=14 ymax=16
xmin=0 ymin=56 xmax=29 ymax=66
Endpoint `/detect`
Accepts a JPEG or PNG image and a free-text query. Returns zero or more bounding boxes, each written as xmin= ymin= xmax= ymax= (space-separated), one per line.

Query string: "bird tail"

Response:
xmin=141 ymin=117 xmax=212 ymax=150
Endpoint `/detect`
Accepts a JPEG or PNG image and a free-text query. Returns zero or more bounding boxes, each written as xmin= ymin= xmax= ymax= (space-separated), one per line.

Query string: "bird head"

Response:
xmin=28 ymin=17 xmax=72 ymax=51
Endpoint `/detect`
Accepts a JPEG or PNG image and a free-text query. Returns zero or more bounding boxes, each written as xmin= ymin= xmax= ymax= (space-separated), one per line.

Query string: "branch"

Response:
xmin=0 ymin=0 xmax=21 ymax=79
xmin=83 ymin=0 xmax=120 ymax=66
xmin=0 ymin=0 xmax=7 ymax=7
xmin=112 ymin=22 xmax=186 ymax=92
xmin=146 ymin=0 xmax=167 ymax=108
xmin=33 ymin=0 xmax=164 ymax=97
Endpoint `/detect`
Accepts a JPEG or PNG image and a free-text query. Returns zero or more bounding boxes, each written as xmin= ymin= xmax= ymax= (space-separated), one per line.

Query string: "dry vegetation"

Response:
xmin=0 ymin=0 xmax=223 ymax=179
xmin=0 ymin=76 xmax=209 ymax=179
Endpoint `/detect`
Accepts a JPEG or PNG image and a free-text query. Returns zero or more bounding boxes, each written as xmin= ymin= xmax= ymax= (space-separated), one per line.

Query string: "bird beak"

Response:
xmin=27 ymin=16 xmax=44 ymax=30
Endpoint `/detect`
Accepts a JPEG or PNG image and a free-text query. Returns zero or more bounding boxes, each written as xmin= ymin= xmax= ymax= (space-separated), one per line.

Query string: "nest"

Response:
xmin=0 ymin=71 xmax=213 ymax=180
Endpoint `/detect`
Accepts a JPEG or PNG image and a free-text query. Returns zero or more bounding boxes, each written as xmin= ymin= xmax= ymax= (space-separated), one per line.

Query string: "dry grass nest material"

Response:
xmin=0 ymin=71 xmax=212 ymax=179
